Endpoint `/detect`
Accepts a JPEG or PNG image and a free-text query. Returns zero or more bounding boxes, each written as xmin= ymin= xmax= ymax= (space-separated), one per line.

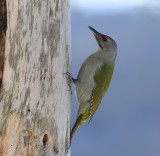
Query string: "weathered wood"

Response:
xmin=0 ymin=0 xmax=7 ymax=88
xmin=0 ymin=0 xmax=71 ymax=156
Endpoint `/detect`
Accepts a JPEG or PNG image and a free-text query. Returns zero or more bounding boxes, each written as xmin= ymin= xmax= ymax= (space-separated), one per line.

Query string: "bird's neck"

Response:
xmin=96 ymin=48 xmax=117 ymax=64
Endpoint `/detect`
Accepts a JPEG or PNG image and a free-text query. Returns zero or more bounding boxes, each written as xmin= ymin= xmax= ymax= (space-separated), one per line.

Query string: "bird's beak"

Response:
xmin=88 ymin=26 xmax=102 ymax=38
xmin=88 ymin=26 xmax=104 ymax=48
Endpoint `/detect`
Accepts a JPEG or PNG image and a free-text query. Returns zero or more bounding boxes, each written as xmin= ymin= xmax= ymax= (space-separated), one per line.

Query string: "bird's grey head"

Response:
xmin=88 ymin=26 xmax=117 ymax=51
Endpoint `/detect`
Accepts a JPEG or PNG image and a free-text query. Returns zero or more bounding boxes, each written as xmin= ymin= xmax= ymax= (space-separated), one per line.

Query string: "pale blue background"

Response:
xmin=70 ymin=1 xmax=160 ymax=155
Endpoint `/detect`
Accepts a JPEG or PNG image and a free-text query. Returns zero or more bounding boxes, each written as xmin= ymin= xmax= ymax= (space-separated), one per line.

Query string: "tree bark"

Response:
xmin=0 ymin=0 xmax=71 ymax=156
xmin=0 ymin=0 xmax=7 ymax=88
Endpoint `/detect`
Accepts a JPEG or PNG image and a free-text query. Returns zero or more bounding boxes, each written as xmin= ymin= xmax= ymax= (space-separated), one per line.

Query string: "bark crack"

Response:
xmin=0 ymin=0 xmax=7 ymax=89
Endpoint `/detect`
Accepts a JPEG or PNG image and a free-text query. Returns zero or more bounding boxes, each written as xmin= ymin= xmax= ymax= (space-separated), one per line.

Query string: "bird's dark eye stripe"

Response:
xmin=102 ymin=36 xmax=107 ymax=42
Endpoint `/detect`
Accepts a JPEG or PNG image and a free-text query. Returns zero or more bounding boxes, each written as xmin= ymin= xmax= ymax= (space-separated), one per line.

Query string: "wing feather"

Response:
xmin=89 ymin=63 xmax=114 ymax=121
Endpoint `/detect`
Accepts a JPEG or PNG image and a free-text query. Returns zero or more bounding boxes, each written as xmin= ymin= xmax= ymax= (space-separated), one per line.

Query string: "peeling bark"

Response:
xmin=0 ymin=0 xmax=7 ymax=88
xmin=0 ymin=0 xmax=71 ymax=156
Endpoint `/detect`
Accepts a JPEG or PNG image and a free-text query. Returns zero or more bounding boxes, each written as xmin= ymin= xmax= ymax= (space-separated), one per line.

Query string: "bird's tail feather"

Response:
xmin=70 ymin=107 xmax=90 ymax=144
xmin=70 ymin=114 xmax=83 ymax=143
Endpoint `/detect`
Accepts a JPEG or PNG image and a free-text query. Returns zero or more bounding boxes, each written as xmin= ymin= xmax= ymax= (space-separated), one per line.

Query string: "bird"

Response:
xmin=68 ymin=26 xmax=117 ymax=142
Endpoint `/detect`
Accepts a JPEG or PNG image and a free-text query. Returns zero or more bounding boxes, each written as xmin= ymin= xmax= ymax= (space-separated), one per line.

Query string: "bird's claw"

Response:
xmin=64 ymin=72 xmax=72 ymax=92
xmin=64 ymin=72 xmax=75 ymax=83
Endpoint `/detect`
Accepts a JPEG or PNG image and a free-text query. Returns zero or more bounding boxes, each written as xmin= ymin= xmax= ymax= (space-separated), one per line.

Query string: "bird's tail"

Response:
xmin=70 ymin=114 xmax=83 ymax=143
xmin=70 ymin=107 xmax=90 ymax=143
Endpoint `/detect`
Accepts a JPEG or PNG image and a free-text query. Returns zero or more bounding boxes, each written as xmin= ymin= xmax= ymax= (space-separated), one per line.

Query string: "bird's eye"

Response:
xmin=102 ymin=36 xmax=107 ymax=42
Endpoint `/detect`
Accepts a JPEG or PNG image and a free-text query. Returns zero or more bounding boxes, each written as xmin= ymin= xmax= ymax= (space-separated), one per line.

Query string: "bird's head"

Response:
xmin=88 ymin=26 xmax=117 ymax=51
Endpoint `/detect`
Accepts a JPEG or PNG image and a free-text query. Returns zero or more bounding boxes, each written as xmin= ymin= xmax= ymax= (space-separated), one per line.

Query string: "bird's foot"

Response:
xmin=64 ymin=72 xmax=76 ymax=83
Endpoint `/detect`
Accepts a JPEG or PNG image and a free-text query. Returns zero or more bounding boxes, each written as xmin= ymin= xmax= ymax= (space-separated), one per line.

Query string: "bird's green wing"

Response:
xmin=89 ymin=63 xmax=114 ymax=122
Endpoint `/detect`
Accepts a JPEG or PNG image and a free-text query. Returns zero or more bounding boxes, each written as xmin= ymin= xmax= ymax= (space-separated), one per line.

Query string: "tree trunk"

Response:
xmin=0 ymin=0 xmax=71 ymax=156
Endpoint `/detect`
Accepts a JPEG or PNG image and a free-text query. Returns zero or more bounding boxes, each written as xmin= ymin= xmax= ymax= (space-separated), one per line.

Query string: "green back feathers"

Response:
xmin=89 ymin=63 xmax=114 ymax=121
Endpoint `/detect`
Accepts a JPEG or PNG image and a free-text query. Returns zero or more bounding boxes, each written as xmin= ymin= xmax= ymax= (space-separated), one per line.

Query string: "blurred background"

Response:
xmin=70 ymin=0 xmax=160 ymax=155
